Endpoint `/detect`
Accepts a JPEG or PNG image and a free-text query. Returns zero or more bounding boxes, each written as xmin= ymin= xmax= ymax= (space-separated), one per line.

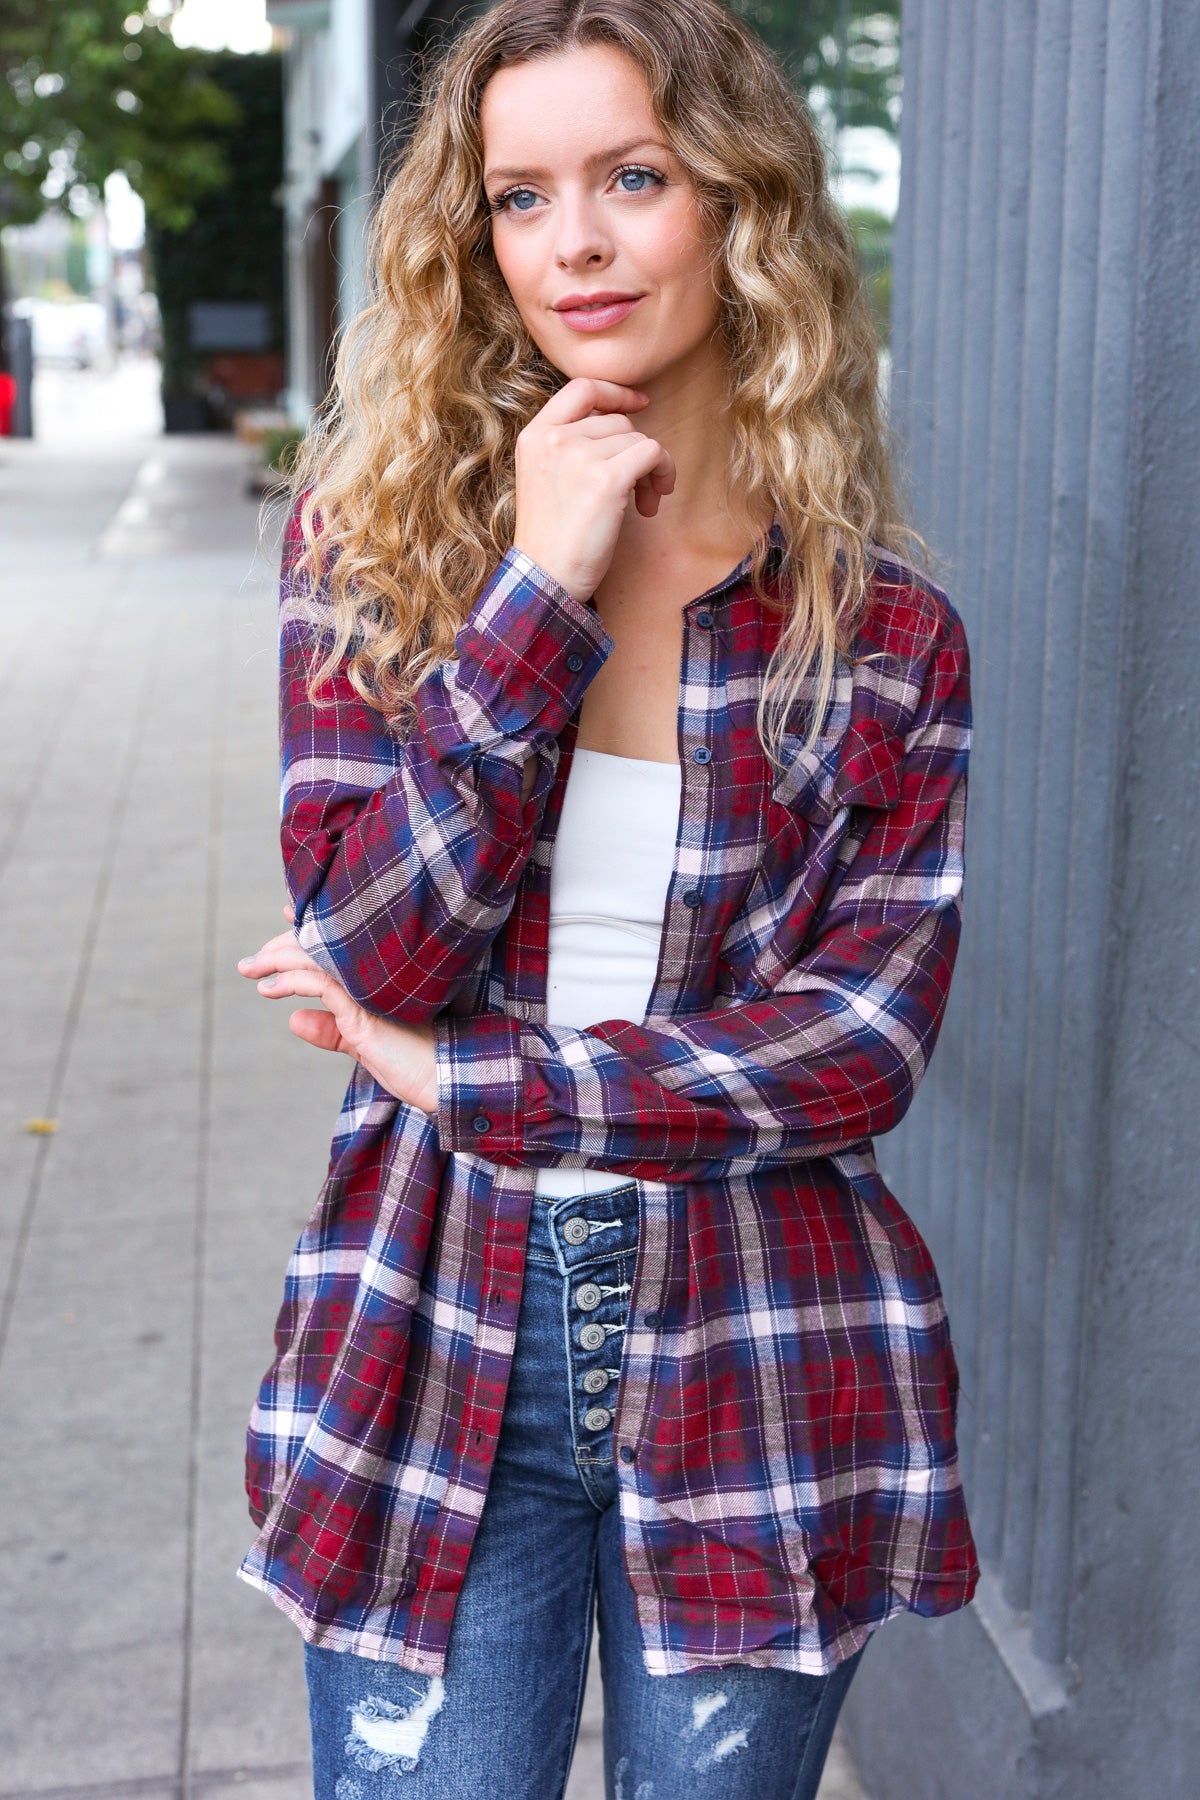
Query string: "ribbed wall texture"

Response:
xmin=845 ymin=1 xmax=1200 ymax=1793
xmin=885 ymin=0 xmax=1150 ymax=1663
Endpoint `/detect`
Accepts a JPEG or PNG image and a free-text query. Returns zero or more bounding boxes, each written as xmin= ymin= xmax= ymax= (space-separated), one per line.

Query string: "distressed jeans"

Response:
xmin=305 ymin=1181 xmax=865 ymax=1799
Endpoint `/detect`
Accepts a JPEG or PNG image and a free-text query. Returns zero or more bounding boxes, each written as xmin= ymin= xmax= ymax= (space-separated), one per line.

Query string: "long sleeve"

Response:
xmin=432 ymin=606 xmax=971 ymax=1182
xmin=278 ymin=502 xmax=613 ymax=1021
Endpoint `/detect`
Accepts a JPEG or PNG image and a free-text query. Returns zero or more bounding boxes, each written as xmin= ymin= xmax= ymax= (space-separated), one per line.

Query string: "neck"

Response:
xmin=623 ymin=349 xmax=766 ymax=553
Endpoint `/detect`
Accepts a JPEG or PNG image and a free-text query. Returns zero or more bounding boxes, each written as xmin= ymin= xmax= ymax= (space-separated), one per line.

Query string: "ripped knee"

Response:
xmin=342 ymin=1675 xmax=447 ymax=1776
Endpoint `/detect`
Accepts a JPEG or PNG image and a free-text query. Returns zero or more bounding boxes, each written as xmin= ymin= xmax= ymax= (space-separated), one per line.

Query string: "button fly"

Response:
xmin=578 ymin=1322 xmax=607 ymax=1351
xmin=562 ymin=1217 xmax=590 ymax=1245
xmin=575 ymin=1282 xmax=603 ymax=1311
xmin=582 ymin=1368 xmax=610 ymax=1394
xmin=583 ymin=1407 xmax=612 ymax=1432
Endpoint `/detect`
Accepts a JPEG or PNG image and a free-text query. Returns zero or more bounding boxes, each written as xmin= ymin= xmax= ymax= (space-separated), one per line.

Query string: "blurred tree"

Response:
xmin=0 ymin=1 xmax=237 ymax=230
xmin=726 ymin=2 xmax=901 ymax=139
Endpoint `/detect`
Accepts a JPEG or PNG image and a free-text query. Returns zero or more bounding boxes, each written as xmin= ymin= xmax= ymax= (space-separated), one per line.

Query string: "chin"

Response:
xmin=550 ymin=350 xmax=659 ymax=388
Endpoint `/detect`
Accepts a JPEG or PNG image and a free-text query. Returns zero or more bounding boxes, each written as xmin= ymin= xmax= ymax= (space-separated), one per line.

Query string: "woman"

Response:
xmin=237 ymin=2 xmax=978 ymax=1794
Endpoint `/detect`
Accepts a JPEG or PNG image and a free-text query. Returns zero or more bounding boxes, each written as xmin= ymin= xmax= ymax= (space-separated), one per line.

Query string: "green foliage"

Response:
xmin=147 ymin=51 xmax=284 ymax=393
xmin=726 ymin=7 xmax=901 ymax=345
xmin=261 ymin=423 xmax=305 ymax=475
xmin=0 ymin=1 xmax=237 ymax=229
xmin=846 ymin=206 xmax=894 ymax=345
xmin=725 ymin=1 xmax=902 ymax=138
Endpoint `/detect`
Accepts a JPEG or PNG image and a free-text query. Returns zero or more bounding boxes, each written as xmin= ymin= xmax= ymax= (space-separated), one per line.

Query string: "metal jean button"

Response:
xmin=562 ymin=1217 xmax=590 ymax=1245
xmin=578 ymin=1322 xmax=606 ymax=1351
xmin=582 ymin=1368 xmax=610 ymax=1394
xmin=575 ymin=1282 xmax=603 ymax=1311
xmin=583 ymin=1406 xmax=613 ymax=1432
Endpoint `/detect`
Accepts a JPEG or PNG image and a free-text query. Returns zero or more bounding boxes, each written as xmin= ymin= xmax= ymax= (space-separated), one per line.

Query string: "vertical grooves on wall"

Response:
xmin=1003 ymin=0 xmax=1106 ymax=1616
xmin=920 ymin=0 xmax=974 ymax=1270
xmin=883 ymin=0 xmax=1148 ymax=1670
xmin=1029 ymin=0 xmax=1153 ymax=1665
xmin=985 ymin=0 xmax=1071 ymax=1597
xmin=950 ymin=0 xmax=1037 ymax=1512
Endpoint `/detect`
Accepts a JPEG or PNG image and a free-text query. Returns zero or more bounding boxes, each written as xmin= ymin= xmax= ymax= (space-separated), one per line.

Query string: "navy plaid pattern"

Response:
xmin=239 ymin=502 xmax=979 ymax=1676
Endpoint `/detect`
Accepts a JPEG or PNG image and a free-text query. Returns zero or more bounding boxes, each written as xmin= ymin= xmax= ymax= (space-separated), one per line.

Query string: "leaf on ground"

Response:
xmin=24 ymin=1118 xmax=60 ymax=1135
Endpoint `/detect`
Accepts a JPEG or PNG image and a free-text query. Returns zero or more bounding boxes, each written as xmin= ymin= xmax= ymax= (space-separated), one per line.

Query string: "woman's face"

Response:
xmin=480 ymin=44 xmax=724 ymax=392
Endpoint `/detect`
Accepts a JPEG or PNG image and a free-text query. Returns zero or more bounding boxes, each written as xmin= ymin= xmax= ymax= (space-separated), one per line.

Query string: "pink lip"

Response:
xmin=553 ymin=292 xmax=646 ymax=332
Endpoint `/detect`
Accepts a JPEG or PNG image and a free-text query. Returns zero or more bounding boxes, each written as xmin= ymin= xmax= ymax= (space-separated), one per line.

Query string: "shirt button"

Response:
xmin=619 ymin=1445 xmax=636 ymax=1464
xmin=582 ymin=1368 xmax=610 ymax=1394
xmin=583 ymin=1406 xmax=613 ymax=1432
xmin=682 ymin=888 xmax=702 ymax=908
xmin=643 ymin=1311 xmax=661 ymax=1328
xmin=695 ymin=609 xmax=714 ymax=628
xmin=471 ymin=1114 xmax=491 ymax=1134
xmin=693 ymin=746 xmax=712 ymax=764
xmin=575 ymin=1282 xmax=603 ymax=1311
xmin=562 ymin=1217 xmax=590 ymax=1245
xmin=566 ymin=652 xmax=585 ymax=673
xmin=579 ymin=1322 xmax=607 ymax=1351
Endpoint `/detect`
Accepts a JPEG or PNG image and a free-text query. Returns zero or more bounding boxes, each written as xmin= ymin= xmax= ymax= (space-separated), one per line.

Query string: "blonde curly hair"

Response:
xmin=290 ymin=0 xmax=920 ymax=763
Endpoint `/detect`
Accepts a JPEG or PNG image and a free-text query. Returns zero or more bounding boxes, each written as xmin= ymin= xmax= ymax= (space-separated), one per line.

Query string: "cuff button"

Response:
xmin=471 ymin=1114 xmax=491 ymax=1134
xmin=566 ymin=652 xmax=585 ymax=673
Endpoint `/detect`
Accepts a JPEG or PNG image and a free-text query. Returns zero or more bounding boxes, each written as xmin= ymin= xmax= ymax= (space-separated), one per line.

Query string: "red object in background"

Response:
xmin=0 ymin=372 xmax=16 ymax=437
xmin=205 ymin=352 xmax=285 ymax=402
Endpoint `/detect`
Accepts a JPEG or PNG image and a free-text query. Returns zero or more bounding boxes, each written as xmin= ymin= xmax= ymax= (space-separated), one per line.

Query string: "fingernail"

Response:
xmin=260 ymin=974 xmax=279 ymax=990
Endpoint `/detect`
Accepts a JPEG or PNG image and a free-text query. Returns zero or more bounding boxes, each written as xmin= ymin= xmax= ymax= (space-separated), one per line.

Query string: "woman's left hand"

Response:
xmin=237 ymin=930 xmax=439 ymax=1115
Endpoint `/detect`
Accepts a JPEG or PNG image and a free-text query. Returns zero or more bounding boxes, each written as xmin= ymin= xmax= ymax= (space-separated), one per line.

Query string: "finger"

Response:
xmin=282 ymin=903 xmax=295 ymax=924
xmin=633 ymin=447 xmax=677 ymax=515
xmin=571 ymin=413 xmax=639 ymax=440
xmin=238 ymin=930 xmax=296 ymax=971
xmin=634 ymin=478 xmax=663 ymax=519
xmin=608 ymin=437 xmax=676 ymax=496
xmin=239 ymin=936 xmax=321 ymax=977
xmin=288 ymin=1008 xmax=347 ymax=1054
xmin=256 ymin=967 xmax=331 ymax=1002
xmin=540 ymin=378 xmax=648 ymax=424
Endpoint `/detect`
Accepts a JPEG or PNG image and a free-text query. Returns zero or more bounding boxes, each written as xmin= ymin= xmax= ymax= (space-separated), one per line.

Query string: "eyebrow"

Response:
xmin=483 ymin=138 xmax=673 ymax=186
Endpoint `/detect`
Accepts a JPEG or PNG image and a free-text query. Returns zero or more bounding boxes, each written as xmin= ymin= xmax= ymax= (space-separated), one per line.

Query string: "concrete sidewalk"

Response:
xmin=0 ymin=374 xmax=865 ymax=1798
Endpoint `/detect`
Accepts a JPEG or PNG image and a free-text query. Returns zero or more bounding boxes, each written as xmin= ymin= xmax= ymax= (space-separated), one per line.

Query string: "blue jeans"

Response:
xmin=305 ymin=1182 xmax=865 ymax=1798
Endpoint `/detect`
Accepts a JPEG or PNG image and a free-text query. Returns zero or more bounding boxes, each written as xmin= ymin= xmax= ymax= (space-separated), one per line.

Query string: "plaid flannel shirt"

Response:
xmin=239 ymin=502 xmax=980 ymax=1676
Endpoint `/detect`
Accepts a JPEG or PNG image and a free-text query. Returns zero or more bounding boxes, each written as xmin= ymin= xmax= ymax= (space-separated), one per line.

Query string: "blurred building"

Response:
xmin=267 ymin=0 xmax=488 ymax=418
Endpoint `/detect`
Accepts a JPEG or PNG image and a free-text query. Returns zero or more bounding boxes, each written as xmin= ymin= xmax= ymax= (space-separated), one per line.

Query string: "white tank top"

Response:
xmin=533 ymin=746 xmax=681 ymax=1198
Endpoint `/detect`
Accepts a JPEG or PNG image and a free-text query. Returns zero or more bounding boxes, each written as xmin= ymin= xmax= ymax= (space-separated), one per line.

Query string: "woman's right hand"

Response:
xmin=512 ymin=377 xmax=676 ymax=602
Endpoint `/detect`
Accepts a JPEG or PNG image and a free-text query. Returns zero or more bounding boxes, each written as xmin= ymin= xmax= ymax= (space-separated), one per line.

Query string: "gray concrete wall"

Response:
xmin=842 ymin=1 xmax=1200 ymax=1793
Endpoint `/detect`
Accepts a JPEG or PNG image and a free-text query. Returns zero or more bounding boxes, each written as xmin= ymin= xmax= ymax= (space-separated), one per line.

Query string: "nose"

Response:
xmin=553 ymin=189 xmax=613 ymax=273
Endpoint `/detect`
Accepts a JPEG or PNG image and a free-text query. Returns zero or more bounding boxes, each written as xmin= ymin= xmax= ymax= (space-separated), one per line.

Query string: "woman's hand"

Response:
xmin=237 ymin=930 xmax=439 ymax=1115
xmin=513 ymin=377 xmax=676 ymax=601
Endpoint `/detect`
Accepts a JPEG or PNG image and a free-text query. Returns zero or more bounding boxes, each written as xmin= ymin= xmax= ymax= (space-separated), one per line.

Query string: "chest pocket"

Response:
xmin=714 ymin=684 xmax=908 ymax=1001
xmin=768 ymin=652 xmax=907 ymax=829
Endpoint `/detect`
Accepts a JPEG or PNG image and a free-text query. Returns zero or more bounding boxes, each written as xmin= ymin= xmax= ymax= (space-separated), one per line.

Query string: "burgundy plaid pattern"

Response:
xmin=239 ymin=503 xmax=979 ymax=1676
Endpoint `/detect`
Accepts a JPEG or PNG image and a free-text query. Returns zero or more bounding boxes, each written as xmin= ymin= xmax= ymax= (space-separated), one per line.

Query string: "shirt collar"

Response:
xmin=688 ymin=517 xmax=788 ymax=613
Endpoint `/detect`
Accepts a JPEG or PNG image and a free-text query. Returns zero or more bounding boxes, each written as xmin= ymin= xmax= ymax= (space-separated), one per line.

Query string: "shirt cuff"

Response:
xmin=434 ymin=1012 xmax=525 ymax=1158
xmin=454 ymin=548 xmax=613 ymax=742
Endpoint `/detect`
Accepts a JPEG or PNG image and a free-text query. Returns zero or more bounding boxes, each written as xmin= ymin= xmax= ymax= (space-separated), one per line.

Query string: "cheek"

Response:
xmin=637 ymin=207 xmax=718 ymax=312
xmin=491 ymin=230 xmax=541 ymax=317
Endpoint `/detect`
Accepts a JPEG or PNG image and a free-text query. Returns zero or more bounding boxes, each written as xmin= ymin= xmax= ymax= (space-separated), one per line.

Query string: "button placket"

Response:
xmin=556 ymin=1205 xmax=637 ymax=1492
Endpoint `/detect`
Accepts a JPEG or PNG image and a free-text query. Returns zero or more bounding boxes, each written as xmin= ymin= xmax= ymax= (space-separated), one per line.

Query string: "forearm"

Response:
xmin=283 ymin=547 xmax=613 ymax=1019
xmin=431 ymin=901 xmax=960 ymax=1181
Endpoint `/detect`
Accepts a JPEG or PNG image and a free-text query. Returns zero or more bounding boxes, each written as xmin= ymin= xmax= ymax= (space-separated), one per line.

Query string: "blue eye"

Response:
xmin=490 ymin=186 xmax=540 ymax=214
xmin=489 ymin=165 xmax=665 ymax=215
xmin=615 ymin=165 xmax=664 ymax=194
